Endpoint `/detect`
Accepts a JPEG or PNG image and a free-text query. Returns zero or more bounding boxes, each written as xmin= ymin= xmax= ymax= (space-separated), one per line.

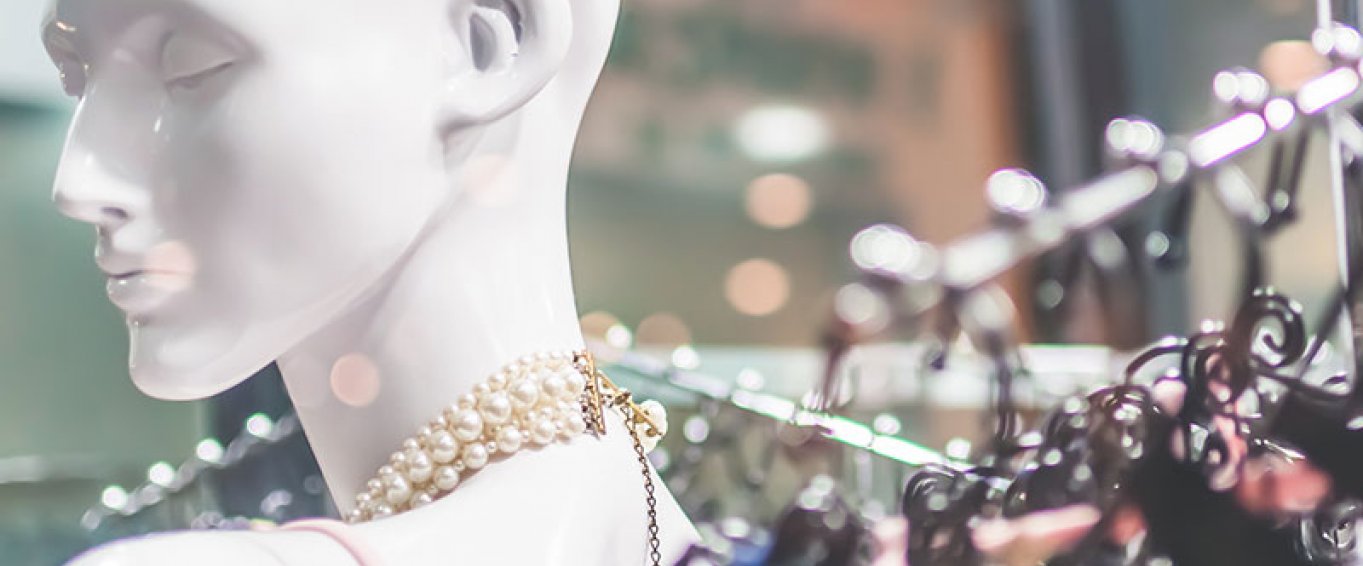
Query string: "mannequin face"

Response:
xmin=42 ymin=0 xmax=578 ymax=399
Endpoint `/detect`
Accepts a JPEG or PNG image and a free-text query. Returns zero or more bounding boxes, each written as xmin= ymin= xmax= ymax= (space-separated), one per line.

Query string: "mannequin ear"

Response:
xmin=441 ymin=0 xmax=573 ymax=128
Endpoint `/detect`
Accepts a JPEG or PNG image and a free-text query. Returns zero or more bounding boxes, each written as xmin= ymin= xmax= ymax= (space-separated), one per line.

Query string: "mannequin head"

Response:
xmin=41 ymin=0 xmax=620 ymax=400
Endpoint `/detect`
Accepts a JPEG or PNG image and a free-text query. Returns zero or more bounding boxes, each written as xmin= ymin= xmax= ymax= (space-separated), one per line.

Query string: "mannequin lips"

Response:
xmin=105 ymin=270 xmax=191 ymax=314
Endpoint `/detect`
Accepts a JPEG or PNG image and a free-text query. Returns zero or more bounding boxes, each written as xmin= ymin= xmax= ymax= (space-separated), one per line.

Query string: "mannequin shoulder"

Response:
xmin=65 ymin=528 xmax=360 ymax=566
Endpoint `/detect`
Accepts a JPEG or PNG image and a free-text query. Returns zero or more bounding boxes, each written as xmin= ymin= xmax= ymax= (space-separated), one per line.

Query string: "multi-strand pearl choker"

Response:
xmin=344 ymin=350 xmax=668 ymax=561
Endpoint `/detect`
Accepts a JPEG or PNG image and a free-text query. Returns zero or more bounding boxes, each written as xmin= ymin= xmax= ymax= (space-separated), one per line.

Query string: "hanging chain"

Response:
xmin=622 ymin=400 xmax=663 ymax=566
xmin=576 ymin=352 xmax=662 ymax=566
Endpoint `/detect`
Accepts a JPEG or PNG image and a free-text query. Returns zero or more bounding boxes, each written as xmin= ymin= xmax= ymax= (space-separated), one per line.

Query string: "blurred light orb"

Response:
xmin=580 ymin=311 xmax=632 ymax=362
xmin=945 ymin=438 xmax=973 ymax=461
xmin=850 ymin=224 xmax=921 ymax=274
xmin=245 ymin=412 xmax=274 ymax=438
xmin=1263 ymin=98 xmax=1296 ymax=130
xmin=636 ymin=312 xmax=692 ymax=348
xmin=147 ymin=462 xmax=175 ymax=487
xmin=195 ymin=438 xmax=224 ymax=463
xmin=872 ymin=413 xmax=903 ymax=436
xmin=330 ymin=353 xmax=382 ymax=408
xmin=671 ymin=345 xmax=702 ymax=369
xmin=1259 ymin=40 xmax=1328 ymax=92
xmin=736 ymin=368 xmax=766 ymax=391
xmin=100 ymin=486 xmax=129 ymax=510
xmin=834 ymin=283 xmax=891 ymax=334
xmin=1212 ymin=69 xmax=1270 ymax=108
xmin=725 ymin=258 xmax=791 ymax=316
xmin=745 ymin=173 xmax=813 ymax=229
xmin=734 ymin=104 xmax=830 ymax=163
xmin=1105 ymin=118 xmax=1164 ymax=160
xmin=985 ymin=169 xmax=1048 ymax=216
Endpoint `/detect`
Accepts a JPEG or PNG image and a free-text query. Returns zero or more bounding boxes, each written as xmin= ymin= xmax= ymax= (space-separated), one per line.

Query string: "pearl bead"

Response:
xmin=473 ymin=383 xmax=492 ymax=397
xmin=389 ymin=451 xmax=407 ymax=467
xmin=416 ymin=426 xmax=433 ymax=440
xmin=402 ymin=438 xmax=420 ymax=451
xmin=479 ymin=392 xmax=513 ymax=425
xmin=410 ymin=491 xmax=434 ymax=508
xmin=378 ymin=465 xmax=395 ymax=477
xmin=564 ymin=371 xmax=587 ymax=397
xmin=563 ymin=413 xmax=588 ymax=436
xmin=432 ymin=415 xmax=449 ymax=429
xmin=347 ymin=509 xmax=365 ymax=523
xmin=497 ymin=426 xmax=524 ymax=454
xmin=510 ymin=379 xmax=540 ymax=411
xmin=385 ymin=477 xmax=412 ymax=505
xmin=406 ymin=449 xmax=433 ymax=483
xmin=531 ymin=418 xmax=557 ymax=445
xmin=463 ymin=443 xmax=490 ymax=470
xmin=355 ymin=492 xmax=373 ymax=505
xmin=371 ymin=504 xmax=394 ymax=518
xmin=542 ymin=373 xmax=567 ymax=398
xmin=430 ymin=430 xmax=459 ymax=463
xmin=452 ymin=409 xmax=483 ymax=442
xmin=641 ymin=400 xmax=669 ymax=437
xmin=367 ymin=479 xmax=384 ymax=494
xmin=434 ymin=466 xmax=460 ymax=490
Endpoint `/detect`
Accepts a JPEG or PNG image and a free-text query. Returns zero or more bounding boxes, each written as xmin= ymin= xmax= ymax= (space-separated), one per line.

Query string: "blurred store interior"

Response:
xmin=0 ymin=0 xmax=1353 ymax=563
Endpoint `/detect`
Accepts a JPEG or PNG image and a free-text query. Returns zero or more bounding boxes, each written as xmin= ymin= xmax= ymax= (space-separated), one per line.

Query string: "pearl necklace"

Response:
xmin=345 ymin=351 xmax=667 ymax=564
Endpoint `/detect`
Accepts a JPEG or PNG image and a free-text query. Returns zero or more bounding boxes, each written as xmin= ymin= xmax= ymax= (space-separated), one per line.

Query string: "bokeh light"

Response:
xmin=734 ymin=104 xmax=830 ymax=163
xmin=636 ymin=312 xmax=692 ymax=347
xmin=745 ymin=173 xmax=813 ymax=229
xmin=329 ymin=353 xmax=382 ymax=408
xmin=725 ymin=258 xmax=791 ymax=317
xmin=580 ymin=311 xmax=632 ymax=362
xmin=1259 ymin=40 xmax=1327 ymax=92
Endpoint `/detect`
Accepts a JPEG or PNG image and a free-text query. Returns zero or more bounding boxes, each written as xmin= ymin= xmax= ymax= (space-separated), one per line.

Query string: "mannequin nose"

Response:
xmin=52 ymin=149 xmax=141 ymax=230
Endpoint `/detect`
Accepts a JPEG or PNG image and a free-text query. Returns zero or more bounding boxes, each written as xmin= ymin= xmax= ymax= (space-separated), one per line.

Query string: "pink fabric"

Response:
xmin=279 ymin=519 xmax=384 ymax=566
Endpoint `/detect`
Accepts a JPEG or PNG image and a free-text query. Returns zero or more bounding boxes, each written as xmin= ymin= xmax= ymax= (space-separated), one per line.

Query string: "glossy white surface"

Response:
xmin=44 ymin=0 xmax=696 ymax=563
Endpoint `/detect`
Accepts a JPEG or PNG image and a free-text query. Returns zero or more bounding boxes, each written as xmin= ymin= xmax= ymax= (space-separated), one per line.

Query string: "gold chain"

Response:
xmin=576 ymin=352 xmax=663 ymax=566
xmin=622 ymin=400 xmax=663 ymax=566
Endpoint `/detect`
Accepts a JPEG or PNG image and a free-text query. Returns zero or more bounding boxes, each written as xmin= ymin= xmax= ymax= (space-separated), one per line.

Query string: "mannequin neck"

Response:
xmin=275 ymin=110 xmax=584 ymax=510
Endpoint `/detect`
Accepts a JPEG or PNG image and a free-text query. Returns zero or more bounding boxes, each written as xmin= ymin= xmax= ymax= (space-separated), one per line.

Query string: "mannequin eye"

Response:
xmin=161 ymin=34 xmax=236 ymax=91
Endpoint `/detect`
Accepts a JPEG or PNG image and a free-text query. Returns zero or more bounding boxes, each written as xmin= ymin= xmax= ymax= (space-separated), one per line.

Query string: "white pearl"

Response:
xmin=378 ymin=465 xmax=395 ymax=477
xmin=402 ymin=438 xmax=421 ymax=451
xmin=355 ymin=492 xmax=373 ymax=505
xmin=463 ymin=443 xmax=490 ymax=470
xmin=406 ymin=449 xmax=433 ymax=483
xmin=497 ymin=426 xmax=524 ymax=454
xmin=371 ymin=504 xmax=394 ymax=518
xmin=385 ymin=477 xmax=412 ymax=505
xmin=452 ymin=409 xmax=483 ymax=442
xmin=457 ymin=394 xmax=477 ymax=410
xmin=542 ymin=373 xmax=567 ymax=398
xmin=563 ymin=412 xmax=588 ymax=436
xmin=641 ymin=400 xmax=669 ymax=437
xmin=433 ymin=466 xmax=460 ymax=491
xmin=489 ymin=372 xmax=508 ymax=390
xmin=347 ymin=509 xmax=365 ymax=523
xmin=430 ymin=430 xmax=459 ymax=463
xmin=473 ymin=383 xmax=492 ymax=397
xmin=416 ymin=426 xmax=433 ymax=440
xmin=510 ymin=379 xmax=540 ymax=411
xmin=564 ymin=371 xmax=587 ymax=397
xmin=432 ymin=415 xmax=449 ymax=429
xmin=479 ymin=392 xmax=513 ymax=426
xmin=531 ymin=418 xmax=557 ymax=445
xmin=410 ymin=491 xmax=434 ymax=509
xmin=366 ymin=479 xmax=384 ymax=494
xmin=389 ymin=451 xmax=407 ymax=467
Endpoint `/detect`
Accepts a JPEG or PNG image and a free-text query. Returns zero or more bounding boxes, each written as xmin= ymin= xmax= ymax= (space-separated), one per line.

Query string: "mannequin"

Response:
xmin=42 ymin=0 xmax=698 ymax=563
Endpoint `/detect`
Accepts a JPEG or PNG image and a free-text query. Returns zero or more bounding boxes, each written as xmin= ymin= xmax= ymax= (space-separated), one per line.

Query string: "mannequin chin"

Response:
xmin=43 ymin=0 xmax=578 ymax=400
